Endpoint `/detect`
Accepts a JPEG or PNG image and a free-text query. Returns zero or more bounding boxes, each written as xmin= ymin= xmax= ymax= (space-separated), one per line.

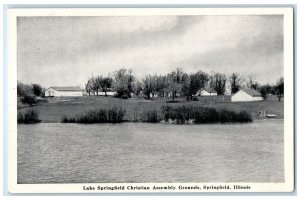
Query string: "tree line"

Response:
xmin=17 ymin=81 xmax=45 ymax=106
xmin=85 ymin=68 xmax=284 ymax=101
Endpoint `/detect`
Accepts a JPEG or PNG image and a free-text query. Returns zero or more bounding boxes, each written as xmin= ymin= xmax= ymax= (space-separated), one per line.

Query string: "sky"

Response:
xmin=17 ymin=15 xmax=283 ymax=88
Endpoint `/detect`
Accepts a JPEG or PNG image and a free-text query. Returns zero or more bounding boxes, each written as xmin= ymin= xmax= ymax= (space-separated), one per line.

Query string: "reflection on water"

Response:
xmin=18 ymin=120 xmax=284 ymax=183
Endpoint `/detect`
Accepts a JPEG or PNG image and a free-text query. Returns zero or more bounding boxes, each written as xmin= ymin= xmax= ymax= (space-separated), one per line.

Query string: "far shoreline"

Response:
xmin=17 ymin=95 xmax=284 ymax=124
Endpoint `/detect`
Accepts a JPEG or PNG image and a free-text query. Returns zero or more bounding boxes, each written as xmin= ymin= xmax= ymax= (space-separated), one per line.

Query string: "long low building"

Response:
xmin=231 ymin=88 xmax=263 ymax=102
xmin=195 ymin=88 xmax=218 ymax=96
xmin=45 ymin=86 xmax=83 ymax=97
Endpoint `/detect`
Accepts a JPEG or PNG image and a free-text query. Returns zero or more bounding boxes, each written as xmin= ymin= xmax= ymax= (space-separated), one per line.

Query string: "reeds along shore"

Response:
xmin=18 ymin=110 xmax=41 ymax=124
xmin=61 ymin=107 xmax=126 ymax=124
xmin=160 ymin=106 xmax=252 ymax=124
xmin=60 ymin=105 xmax=252 ymax=124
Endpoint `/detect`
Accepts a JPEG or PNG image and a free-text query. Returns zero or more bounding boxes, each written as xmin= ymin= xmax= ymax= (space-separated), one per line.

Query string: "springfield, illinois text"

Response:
xmin=82 ymin=184 xmax=251 ymax=191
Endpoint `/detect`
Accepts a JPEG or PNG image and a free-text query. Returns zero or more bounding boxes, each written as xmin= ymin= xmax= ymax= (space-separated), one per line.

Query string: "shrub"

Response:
xmin=21 ymin=95 xmax=37 ymax=106
xmin=18 ymin=109 xmax=41 ymax=124
xmin=62 ymin=107 xmax=125 ymax=123
xmin=238 ymin=111 xmax=253 ymax=123
xmin=191 ymin=96 xmax=199 ymax=101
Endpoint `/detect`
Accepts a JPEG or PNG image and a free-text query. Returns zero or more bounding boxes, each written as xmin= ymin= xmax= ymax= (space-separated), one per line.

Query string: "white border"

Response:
xmin=7 ymin=7 xmax=294 ymax=193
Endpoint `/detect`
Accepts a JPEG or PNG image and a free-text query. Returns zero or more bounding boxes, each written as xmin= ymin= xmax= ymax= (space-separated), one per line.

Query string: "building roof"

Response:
xmin=200 ymin=88 xmax=217 ymax=93
xmin=48 ymin=86 xmax=82 ymax=91
xmin=239 ymin=88 xmax=262 ymax=97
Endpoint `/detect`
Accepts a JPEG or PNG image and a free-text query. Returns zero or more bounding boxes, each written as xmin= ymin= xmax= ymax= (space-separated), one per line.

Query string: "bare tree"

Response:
xmin=246 ymin=75 xmax=259 ymax=90
xmin=166 ymin=68 xmax=185 ymax=102
xmin=212 ymin=73 xmax=227 ymax=95
xmin=229 ymin=73 xmax=241 ymax=94
xmin=92 ymin=76 xmax=102 ymax=96
xmin=85 ymin=79 xmax=93 ymax=96
xmin=166 ymin=77 xmax=182 ymax=102
xmin=142 ymin=75 xmax=155 ymax=99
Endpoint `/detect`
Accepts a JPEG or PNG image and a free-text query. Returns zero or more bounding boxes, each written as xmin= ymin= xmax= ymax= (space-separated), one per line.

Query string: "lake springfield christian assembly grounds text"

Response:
xmin=83 ymin=184 xmax=251 ymax=192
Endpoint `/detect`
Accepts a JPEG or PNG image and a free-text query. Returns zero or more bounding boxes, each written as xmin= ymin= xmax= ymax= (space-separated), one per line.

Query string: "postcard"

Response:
xmin=7 ymin=7 xmax=294 ymax=193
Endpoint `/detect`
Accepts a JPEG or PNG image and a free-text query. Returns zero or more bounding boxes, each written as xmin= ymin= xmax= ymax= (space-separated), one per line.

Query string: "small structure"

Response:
xmin=150 ymin=92 xmax=158 ymax=98
xmin=257 ymin=110 xmax=277 ymax=118
xmin=168 ymin=92 xmax=181 ymax=98
xmin=257 ymin=110 xmax=266 ymax=117
xmin=231 ymin=88 xmax=263 ymax=102
xmin=195 ymin=88 xmax=217 ymax=96
xmin=45 ymin=86 xmax=83 ymax=97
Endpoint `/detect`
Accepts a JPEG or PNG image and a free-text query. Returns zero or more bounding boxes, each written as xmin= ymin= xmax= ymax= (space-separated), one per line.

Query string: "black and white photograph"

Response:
xmin=7 ymin=8 xmax=294 ymax=193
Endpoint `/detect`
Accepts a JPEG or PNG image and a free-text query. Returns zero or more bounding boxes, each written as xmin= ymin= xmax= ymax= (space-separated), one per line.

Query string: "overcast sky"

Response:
xmin=17 ymin=15 xmax=283 ymax=88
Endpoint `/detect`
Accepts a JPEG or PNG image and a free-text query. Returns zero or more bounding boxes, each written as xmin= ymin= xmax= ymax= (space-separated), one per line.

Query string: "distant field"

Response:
xmin=18 ymin=95 xmax=284 ymax=123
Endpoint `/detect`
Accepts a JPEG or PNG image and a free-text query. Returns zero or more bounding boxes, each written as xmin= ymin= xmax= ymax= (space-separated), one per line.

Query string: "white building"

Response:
xmin=195 ymin=88 xmax=218 ymax=96
xmin=231 ymin=89 xmax=263 ymax=102
xmin=45 ymin=86 xmax=83 ymax=97
xmin=98 ymin=91 xmax=117 ymax=96
xmin=150 ymin=92 xmax=158 ymax=98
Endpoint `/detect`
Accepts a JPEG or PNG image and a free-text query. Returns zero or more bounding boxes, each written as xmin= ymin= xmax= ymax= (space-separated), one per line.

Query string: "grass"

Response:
xmin=18 ymin=109 xmax=41 ymax=124
xmin=17 ymin=95 xmax=284 ymax=123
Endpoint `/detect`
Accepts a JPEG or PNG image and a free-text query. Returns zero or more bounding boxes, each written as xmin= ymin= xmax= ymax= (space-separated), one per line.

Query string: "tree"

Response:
xmin=181 ymin=75 xmax=191 ymax=100
xmin=134 ymin=80 xmax=144 ymax=96
xmin=155 ymin=75 xmax=168 ymax=97
xmin=166 ymin=68 xmax=185 ymax=102
xmin=17 ymin=81 xmax=34 ymax=97
xmin=259 ymin=84 xmax=272 ymax=100
xmin=188 ymin=71 xmax=209 ymax=98
xmin=229 ymin=73 xmax=241 ymax=94
xmin=142 ymin=75 xmax=155 ymax=99
xmin=275 ymin=78 xmax=284 ymax=101
xmin=85 ymin=79 xmax=93 ymax=96
xmin=166 ymin=77 xmax=182 ymax=102
xmin=32 ymin=84 xmax=43 ymax=96
xmin=99 ymin=77 xmax=113 ymax=96
xmin=114 ymin=68 xmax=136 ymax=98
xmin=90 ymin=76 xmax=102 ymax=95
xmin=259 ymin=86 xmax=268 ymax=100
xmin=246 ymin=75 xmax=259 ymax=90
xmin=211 ymin=73 xmax=227 ymax=95
xmin=127 ymin=70 xmax=135 ymax=97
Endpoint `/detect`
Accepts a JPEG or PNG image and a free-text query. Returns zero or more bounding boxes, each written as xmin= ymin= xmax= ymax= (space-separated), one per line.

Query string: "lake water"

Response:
xmin=18 ymin=120 xmax=284 ymax=183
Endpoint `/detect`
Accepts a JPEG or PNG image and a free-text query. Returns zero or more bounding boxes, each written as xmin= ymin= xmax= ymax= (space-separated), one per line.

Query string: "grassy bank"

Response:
xmin=17 ymin=96 xmax=284 ymax=123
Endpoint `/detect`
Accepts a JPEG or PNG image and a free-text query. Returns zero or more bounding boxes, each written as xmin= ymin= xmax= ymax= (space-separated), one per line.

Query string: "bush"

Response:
xmin=191 ymin=96 xmax=199 ymax=101
xmin=121 ymin=95 xmax=128 ymax=99
xmin=18 ymin=109 xmax=41 ymax=124
xmin=62 ymin=107 xmax=126 ymax=123
xmin=238 ymin=111 xmax=253 ymax=123
xmin=21 ymin=95 xmax=37 ymax=106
